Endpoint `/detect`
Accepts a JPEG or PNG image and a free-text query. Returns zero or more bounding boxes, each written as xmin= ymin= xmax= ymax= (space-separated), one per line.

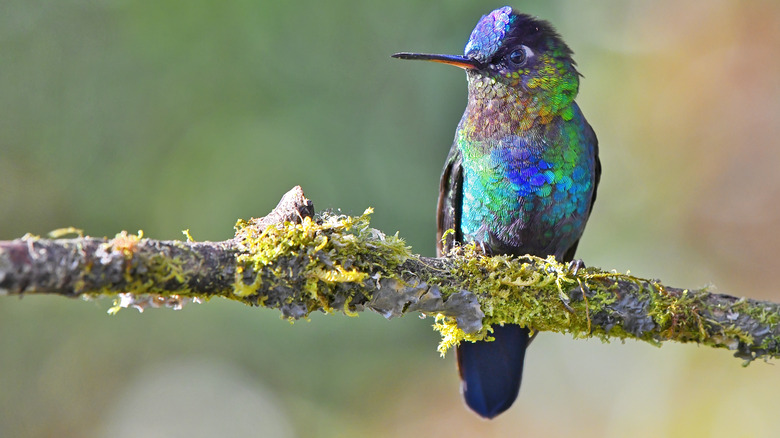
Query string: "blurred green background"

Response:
xmin=2 ymin=1 xmax=780 ymax=437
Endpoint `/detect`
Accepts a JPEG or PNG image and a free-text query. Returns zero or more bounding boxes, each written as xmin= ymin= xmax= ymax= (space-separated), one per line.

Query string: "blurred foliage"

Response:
xmin=2 ymin=1 xmax=780 ymax=437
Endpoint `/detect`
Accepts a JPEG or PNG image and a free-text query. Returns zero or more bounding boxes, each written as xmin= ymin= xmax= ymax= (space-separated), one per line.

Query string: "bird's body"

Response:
xmin=442 ymin=96 xmax=596 ymax=260
xmin=394 ymin=6 xmax=600 ymax=418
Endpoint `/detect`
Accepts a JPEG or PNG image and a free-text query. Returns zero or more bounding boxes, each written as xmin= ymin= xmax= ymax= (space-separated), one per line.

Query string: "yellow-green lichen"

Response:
xmin=84 ymin=230 xmax=200 ymax=314
xmin=431 ymin=258 xmax=598 ymax=355
xmin=429 ymin=242 xmax=779 ymax=358
xmin=429 ymin=243 xmax=716 ymax=354
xmin=232 ymin=208 xmax=411 ymax=318
xmin=434 ymin=313 xmax=489 ymax=356
xmin=734 ymin=299 xmax=780 ymax=328
xmin=48 ymin=227 xmax=84 ymax=239
xmin=47 ymin=201 xmax=773 ymax=360
xmin=232 ymin=264 xmax=260 ymax=298
xmin=106 ymin=230 xmax=144 ymax=259
xmin=431 ymin=244 xmax=598 ymax=354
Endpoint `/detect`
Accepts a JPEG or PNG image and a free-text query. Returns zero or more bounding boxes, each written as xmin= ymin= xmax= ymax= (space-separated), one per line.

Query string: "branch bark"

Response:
xmin=1 ymin=186 xmax=778 ymax=362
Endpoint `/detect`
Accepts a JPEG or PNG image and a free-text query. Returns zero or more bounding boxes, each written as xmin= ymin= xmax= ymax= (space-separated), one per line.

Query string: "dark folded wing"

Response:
xmin=562 ymin=118 xmax=601 ymax=262
xmin=436 ymin=146 xmax=464 ymax=257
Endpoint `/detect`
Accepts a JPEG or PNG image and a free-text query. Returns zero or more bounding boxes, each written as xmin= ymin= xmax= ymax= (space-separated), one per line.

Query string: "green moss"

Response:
xmin=232 ymin=264 xmax=261 ymax=298
xmin=78 ymin=231 xmax=197 ymax=313
xmin=434 ymin=313 xmax=490 ymax=355
xmin=48 ymin=227 xmax=84 ymax=238
xmin=232 ymin=208 xmax=412 ymax=318
xmin=68 ymin=208 xmax=777 ymax=361
xmin=429 ymin=245 xmax=750 ymax=355
xmin=735 ymin=299 xmax=780 ymax=328
xmin=431 ymin=246 xmax=609 ymax=353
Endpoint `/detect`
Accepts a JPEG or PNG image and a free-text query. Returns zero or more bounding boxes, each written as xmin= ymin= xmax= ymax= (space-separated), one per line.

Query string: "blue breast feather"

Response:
xmin=458 ymin=118 xmax=595 ymax=257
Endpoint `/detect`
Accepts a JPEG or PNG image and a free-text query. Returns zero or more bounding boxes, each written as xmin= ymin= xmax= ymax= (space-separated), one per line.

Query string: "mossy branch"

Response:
xmin=1 ymin=186 xmax=778 ymax=362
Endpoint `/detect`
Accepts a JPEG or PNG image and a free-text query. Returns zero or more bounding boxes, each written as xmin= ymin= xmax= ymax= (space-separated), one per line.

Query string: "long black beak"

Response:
xmin=391 ymin=52 xmax=480 ymax=70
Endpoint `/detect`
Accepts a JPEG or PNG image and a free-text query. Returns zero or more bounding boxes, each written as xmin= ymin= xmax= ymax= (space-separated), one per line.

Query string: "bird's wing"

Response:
xmin=562 ymin=119 xmax=601 ymax=262
xmin=436 ymin=145 xmax=463 ymax=257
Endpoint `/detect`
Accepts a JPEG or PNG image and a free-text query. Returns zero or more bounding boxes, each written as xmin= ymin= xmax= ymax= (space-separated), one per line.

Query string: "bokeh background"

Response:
xmin=2 ymin=1 xmax=780 ymax=437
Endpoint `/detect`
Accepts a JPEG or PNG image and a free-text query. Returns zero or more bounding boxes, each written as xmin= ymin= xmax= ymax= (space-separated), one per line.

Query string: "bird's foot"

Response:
xmin=472 ymin=241 xmax=493 ymax=256
xmin=567 ymin=259 xmax=586 ymax=275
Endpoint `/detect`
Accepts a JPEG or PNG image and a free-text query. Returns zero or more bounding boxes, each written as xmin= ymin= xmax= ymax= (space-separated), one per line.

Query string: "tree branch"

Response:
xmin=1 ymin=186 xmax=778 ymax=362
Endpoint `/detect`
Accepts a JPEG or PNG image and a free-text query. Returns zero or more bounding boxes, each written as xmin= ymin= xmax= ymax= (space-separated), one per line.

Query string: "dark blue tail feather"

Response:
xmin=456 ymin=324 xmax=530 ymax=419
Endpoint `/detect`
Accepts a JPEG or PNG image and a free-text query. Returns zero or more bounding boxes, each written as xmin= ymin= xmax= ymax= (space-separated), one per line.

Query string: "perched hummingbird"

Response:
xmin=393 ymin=7 xmax=600 ymax=418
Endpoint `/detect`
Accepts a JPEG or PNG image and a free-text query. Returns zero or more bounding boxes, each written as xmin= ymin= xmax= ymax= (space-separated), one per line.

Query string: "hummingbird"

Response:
xmin=393 ymin=7 xmax=600 ymax=418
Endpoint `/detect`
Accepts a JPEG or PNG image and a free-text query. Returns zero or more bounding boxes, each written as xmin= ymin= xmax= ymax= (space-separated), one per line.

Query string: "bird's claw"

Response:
xmin=567 ymin=259 xmax=586 ymax=275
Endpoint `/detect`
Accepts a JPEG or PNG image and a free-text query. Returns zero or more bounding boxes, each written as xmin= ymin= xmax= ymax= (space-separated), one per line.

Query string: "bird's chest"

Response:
xmin=457 ymin=133 xmax=591 ymax=256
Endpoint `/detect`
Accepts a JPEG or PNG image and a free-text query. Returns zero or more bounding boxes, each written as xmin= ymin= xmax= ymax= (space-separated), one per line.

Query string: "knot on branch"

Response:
xmin=231 ymin=186 xmax=416 ymax=320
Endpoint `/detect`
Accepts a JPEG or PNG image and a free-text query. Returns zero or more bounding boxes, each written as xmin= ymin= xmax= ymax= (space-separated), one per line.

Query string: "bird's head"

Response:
xmin=394 ymin=7 xmax=580 ymax=116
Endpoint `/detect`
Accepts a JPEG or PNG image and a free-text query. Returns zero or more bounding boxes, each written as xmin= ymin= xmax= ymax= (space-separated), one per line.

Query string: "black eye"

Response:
xmin=508 ymin=48 xmax=527 ymax=66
